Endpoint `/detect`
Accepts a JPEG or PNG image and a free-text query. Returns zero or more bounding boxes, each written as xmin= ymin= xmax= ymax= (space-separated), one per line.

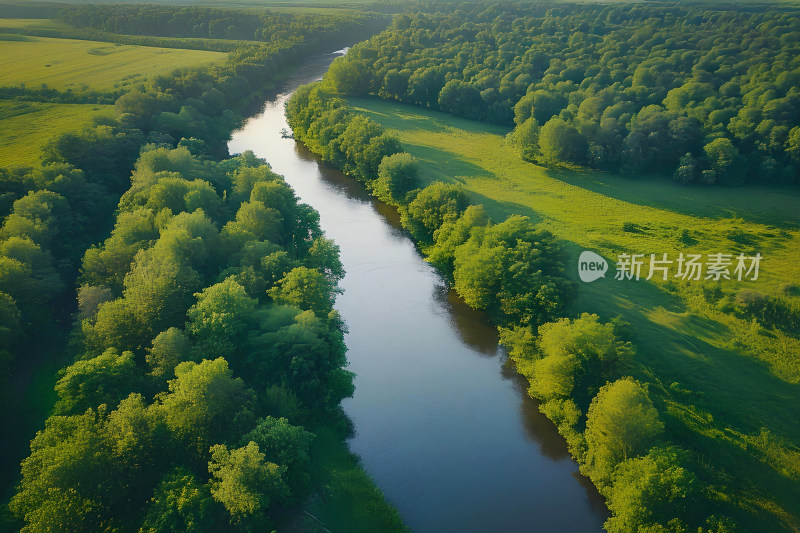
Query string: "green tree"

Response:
xmin=156 ymin=358 xmax=251 ymax=454
xmin=140 ymin=468 xmax=219 ymax=533
xmin=186 ymin=278 xmax=257 ymax=360
xmin=400 ymin=182 xmax=470 ymax=243
xmin=268 ymin=266 xmax=336 ymax=317
xmin=427 ymin=204 xmax=491 ymax=275
xmin=242 ymin=417 xmax=315 ymax=497
xmin=538 ymin=117 xmax=587 ymax=165
xmin=372 ymin=152 xmax=419 ymax=205
xmin=54 ymin=348 xmax=139 ymax=415
xmin=208 ymin=442 xmax=289 ymax=527
xmin=604 ymin=447 xmax=696 ymax=533
xmin=704 ymin=137 xmax=745 ymax=186
xmin=584 ymin=378 xmax=664 ymax=486
xmin=146 ymin=327 xmax=195 ymax=381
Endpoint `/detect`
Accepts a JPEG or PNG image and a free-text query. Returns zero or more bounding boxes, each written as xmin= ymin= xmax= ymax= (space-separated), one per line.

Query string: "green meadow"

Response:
xmin=348 ymin=96 xmax=800 ymax=530
xmin=0 ymin=30 xmax=226 ymax=92
xmin=0 ymin=101 xmax=114 ymax=167
xmin=0 ymin=22 xmax=227 ymax=167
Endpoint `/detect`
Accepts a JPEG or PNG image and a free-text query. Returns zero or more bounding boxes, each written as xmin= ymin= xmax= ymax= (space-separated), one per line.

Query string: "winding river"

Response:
xmin=229 ymin=50 xmax=606 ymax=533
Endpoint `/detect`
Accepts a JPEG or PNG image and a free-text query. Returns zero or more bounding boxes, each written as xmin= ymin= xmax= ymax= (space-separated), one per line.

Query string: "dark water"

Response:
xmin=228 ymin=50 xmax=607 ymax=533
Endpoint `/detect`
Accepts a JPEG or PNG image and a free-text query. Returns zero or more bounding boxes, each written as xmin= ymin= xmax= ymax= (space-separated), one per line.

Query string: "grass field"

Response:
xmin=0 ymin=100 xmax=114 ymax=167
xmin=348 ymin=96 xmax=800 ymax=531
xmin=0 ymin=18 xmax=66 ymax=31
xmin=0 ymin=31 xmax=226 ymax=92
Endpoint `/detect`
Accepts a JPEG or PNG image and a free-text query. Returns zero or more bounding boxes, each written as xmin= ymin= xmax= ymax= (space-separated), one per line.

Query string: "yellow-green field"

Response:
xmin=0 ymin=18 xmax=68 ymax=31
xmin=349 ymin=96 xmax=800 ymax=530
xmin=0 ymin=101 xmax=114 ymax=167
xmin=0 ymin=33 xmax=226 ymax=92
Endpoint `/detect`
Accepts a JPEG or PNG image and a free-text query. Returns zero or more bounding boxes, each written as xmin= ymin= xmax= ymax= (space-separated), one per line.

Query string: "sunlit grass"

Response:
xmin=0 ymin=101 xmax=114 ymax=167
xmin=0 ymin=33 xmax=226 ymax=92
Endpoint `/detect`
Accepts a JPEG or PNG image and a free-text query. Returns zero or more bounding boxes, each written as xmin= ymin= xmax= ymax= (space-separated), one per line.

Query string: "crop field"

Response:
xmin=348 ymin=96 xmax=800 ymax=529
xmin=0 ymin=100 xmax=114 ymax=167
xmin=0 ymin=32 xmax=226 ymax=92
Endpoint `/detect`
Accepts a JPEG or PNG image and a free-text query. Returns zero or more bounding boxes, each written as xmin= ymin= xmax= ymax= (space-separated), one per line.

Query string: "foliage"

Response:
xmin=452 ymin=215 xmax=570 ymax=327
xmin=372 ymin=152 xmax=420 ymax=204
xmin=584 ymin=378 xmax=664 ymax=487
xmin=329 ymin=3 xmax=800 ymax=185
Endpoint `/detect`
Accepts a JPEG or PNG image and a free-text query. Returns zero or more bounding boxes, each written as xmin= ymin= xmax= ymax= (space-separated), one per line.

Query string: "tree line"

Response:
xmin=324 ymin=2 xmax=800 ymax=186
xmin=58 ymin=4 xmax=384 ymax=44
xmin=287 ymin=68 xmax=742 ymax=531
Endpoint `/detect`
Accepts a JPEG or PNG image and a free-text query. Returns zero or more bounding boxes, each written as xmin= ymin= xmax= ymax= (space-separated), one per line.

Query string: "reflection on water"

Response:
xmin=229 ymin=49 xmax=607 ymax=533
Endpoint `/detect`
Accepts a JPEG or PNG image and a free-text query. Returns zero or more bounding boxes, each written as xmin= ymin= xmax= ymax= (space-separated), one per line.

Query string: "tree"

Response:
xmin=242 ymin=417 xmax=315 ymax=497
xmin=372 ymin=152 xmax=419 ymax=205
xmin=54 ymin=348 xmax=139 ymax=415
xmin=437 ymin=79 xmax=484 ymax=120
xmin=427 ymin=204 xmax=490 ymax=275
xmin=10 ymin=410 xmax=120 ymax=532
xmin=453 ymin=215 xmax=569 ymax=326
xmin=538 ymin=117 xmax=587 ymax=165
xmin=146 ymin=327 xmax=195 ymax=381
xmin=140 ymin=468 xmax=219 ymax=533
xmin=509 ymin=117 xmax=540 ymax=161
xmin=208 ymin=442 xmax=289 ymax=527
xmin=704 ymin=137 xmax=745 ymax=186
xmin=584 ymin=378 xmax=664 ymax=487
xmin=267 ymin=266 xmax=335 ymax=318
xmin=304 ymin=237 xmax=344 ymax=282
xmin=400 ymin=182 xmax=470 ymax=243
xmin=604 ymin=447 xmax=696 ymax=533
xmin=672 ymin=153 xmax=701 ymax=184
xmin=156 ymin=358 xmax=251 ymax=454
xmin=186 ymin=278 xmax=257 ymax=360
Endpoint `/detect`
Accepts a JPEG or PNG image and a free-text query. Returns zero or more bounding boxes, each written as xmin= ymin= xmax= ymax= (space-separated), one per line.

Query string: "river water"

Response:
xmin=229 ymin=50 xmax=606 ymax=533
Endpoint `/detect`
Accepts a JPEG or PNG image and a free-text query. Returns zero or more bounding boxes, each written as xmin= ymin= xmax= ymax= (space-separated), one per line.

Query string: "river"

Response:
xmin=229 ymin=50 xmax=606 ymax=533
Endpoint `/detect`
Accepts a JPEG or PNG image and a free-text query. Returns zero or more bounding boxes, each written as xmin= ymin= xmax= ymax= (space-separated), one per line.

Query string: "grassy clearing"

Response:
xmin=0 ymin=100 xmax=114 ymax=167
xmin=0 ymin=33 xmax=226 ymax=92
xmin=348 ymin=96 xmax=800 ymax=530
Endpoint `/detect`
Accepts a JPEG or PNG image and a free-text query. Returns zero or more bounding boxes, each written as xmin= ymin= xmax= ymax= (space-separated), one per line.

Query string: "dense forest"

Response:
xmin=58 ymin=4 xmax=379 ymax=44
xmin=11 ymin=144 xmax=355 ymax=531
xmin=0 ymin=6 xmax=406 ymax=531
xmin=324 ymin=3 xmax=800 ymax=185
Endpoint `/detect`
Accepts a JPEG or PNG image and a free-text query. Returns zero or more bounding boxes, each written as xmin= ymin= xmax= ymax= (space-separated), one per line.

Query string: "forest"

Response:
xmin=324 ymin=3 xmax=800 ymax=185
xmin=0 ymin=4 xmax=405 ymax=531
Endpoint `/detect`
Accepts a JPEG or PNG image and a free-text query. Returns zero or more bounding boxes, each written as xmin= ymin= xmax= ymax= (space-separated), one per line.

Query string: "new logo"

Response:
xmin=578 ymin=251 xmax=608 ymax=282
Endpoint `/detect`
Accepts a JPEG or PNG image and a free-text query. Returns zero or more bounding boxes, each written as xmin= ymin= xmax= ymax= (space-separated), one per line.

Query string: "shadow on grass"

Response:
xmin=541 ymin=166 xmax=800 ymax=230
xmin=405 ymin=142 xmax=494 ymax=183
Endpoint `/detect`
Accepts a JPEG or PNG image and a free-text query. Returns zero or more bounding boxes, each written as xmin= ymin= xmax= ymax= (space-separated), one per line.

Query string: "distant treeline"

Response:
xmin=0 ymin=9 xmax=402 ymax=532
xmin=58 ymin=4 xmax=384 ymax=43
xmin=287 ymin=71 xmax=745 ymax=532
xmin=325 ymin=2 xmax=800 ymax=185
